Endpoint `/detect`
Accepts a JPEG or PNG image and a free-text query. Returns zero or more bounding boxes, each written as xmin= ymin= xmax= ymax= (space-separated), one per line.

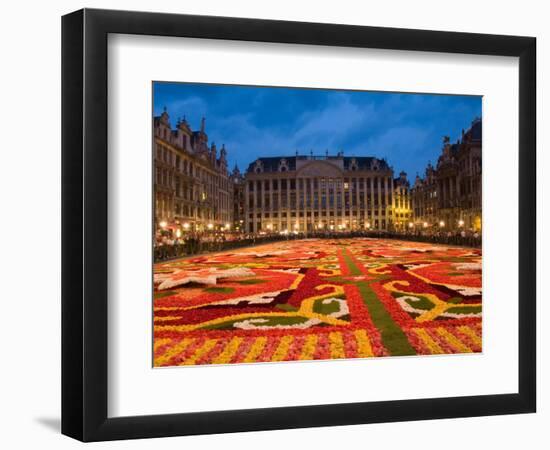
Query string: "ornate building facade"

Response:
xmin=392 ymin=171 xmax=413 ymax=231
xmin=242 ymin=153 xmax=396 ymax=233
xmin=153 ymin=109 xmax=233 ymax=232
xmin=231 ymin=165 xmax=246 ymax=232
xmin=153 ymin=109 xmax=480 ymax=236
xmin=411 ymin=163 xmax=438 ymax=227
xmin=410 ymin=118 xmax=482 ymax=232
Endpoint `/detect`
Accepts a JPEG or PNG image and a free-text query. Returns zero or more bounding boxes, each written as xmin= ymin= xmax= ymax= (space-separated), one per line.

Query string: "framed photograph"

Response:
xmin=61 ymin=8 xmax=536 ymax=442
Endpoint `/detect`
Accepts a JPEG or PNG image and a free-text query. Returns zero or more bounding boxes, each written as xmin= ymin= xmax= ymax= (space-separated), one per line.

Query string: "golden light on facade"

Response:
xmin=175 ymin=229 xmax=181 ymax=238
xmin=183 ymin=222 xmax=190 ymax=230
xmin=159 ymin=221 xmax=167 ymax=229
xmin=408 ymin=222 xmax=414 ymax=228
xmin=266 ymin=223 xmax=272 ymax=230
xmin=439 ymin=220 xmax=445 ymax=227
xmin=225 ymin=223 xmax=231 ymax=230
xmin=365 ymin=222 xmax=371 ymax=229
xmin=423 ymin=222 xmax=428 ymax=228
xmin=294 ymin=223 xmax=299 ymax=230
xmin=329 ymin=224 xmax=334 ymax=230
xmin=458 ymin=219 xmax=465 ymax=227
xmin=207 ymin=223 xmax=214 ymax=230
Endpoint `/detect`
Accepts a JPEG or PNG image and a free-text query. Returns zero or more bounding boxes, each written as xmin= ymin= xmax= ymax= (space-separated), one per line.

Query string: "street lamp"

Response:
xmin=266 ymin=223 xmax=272 ymax=230
xmin=183 ymin=222 xmax=190 ymax=230
xmin=439 ymin=220 xmax=445 ymax=228
xmin=458 ymin=219 xmax=465 ymax=227
xmin=408 ymin=222 xmax=414 ymax=229
xmin=175 ymin=229 xmax=182 ymax=238
xmin=159 ymin=221 xmax=167 ymax=229
xmin=423 ymin=222 xmax=428 ymax=228
xmin=207 ymin=223 xmax=214 ymax=230
xmin=225 ymin=223 xmax=231 ymax=230
xmin=365 ymin=221 xmax=371 ymax=229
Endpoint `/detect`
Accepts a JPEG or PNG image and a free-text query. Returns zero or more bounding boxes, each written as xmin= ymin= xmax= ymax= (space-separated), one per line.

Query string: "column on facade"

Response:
xmin=355 ymin=177 xmax=360 ymax=230
xmin=345 ymin=178 xmax=350 ymax=229
xmin=382 ymin=176 xmax=388 ymax=229
xmin=296 ymin=178 xmax=301 ymax=231
xmin=362 ymin=177 xmax=367 ymax=228
xmin=269 ymin=179 xmax=273 ymax=230
xmin=261 ymin=178 xmax=266 ymax=231
xmin=277 ymin=178 xmax=282 ymax=231
xmin=243 ymin=182 xmax=248 ymax=232
xmin=286 ymin=178 xmax=292 ymax=231
xmin=252 ymin=180 xmax=258 ymax=233
xmin=338 ymin=178 xmax=344 ymax=229
xmin=310 ymin=178 xmax=315 ymax=229
xmin=375 ymin=176 xmax=381 ymax=229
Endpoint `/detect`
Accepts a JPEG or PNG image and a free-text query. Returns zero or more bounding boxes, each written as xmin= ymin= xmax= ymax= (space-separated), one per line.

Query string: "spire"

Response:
xmin=200 ymin=117 xmax=206 ymax=133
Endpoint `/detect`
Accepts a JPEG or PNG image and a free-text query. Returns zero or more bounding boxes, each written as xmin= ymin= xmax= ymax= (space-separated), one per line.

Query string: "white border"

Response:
xmin=108 ymin=34 xmax=519 ymax=418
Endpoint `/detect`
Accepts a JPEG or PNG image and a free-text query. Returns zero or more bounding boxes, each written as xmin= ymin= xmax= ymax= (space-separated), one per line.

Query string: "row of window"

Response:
xmin=247 ymin=220 xmax=389 ymax=231
xmin=156 ymin=143 xmax=231 ymax=191
xmin=246 ymin=177 xmax=394 ymax=192
xmin=248 ymin=210 xmax=390 ymax=218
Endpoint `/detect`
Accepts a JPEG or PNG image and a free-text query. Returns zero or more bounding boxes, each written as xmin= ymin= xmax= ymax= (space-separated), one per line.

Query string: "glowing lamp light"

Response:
xmin=294 ymin=223 xmax=299 ymax=230
xmin=175 ymin=229 xmax=182 ymax=238
xmin=458 ymin=219 xmax=465 ymax=227
xmin=225 ymin=223 xmax=231 ymax=230
xmin=159 ymin=221 xmax=167 ymax=229
xmin=408 ymin=222 xmax=414 ymax=228
xmin=365 ymin=222 xmax=371 ymax=229
xmin=439 ymin=221 xmax=445 ymax=227
xmin=423 ymin=222 xmax=428 ymax=228
xmin=266 ymin=223 xmax=272 ymax=230
xmin=183 ymin=222 xmax=190 ymax=230
xmin=207 ymin=223 xmax=214 ymax=230
xmin=329 ymin=225 xmax=334 ymax=230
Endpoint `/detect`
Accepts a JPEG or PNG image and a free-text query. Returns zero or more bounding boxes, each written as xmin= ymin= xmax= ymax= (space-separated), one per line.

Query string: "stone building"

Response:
xmin=153 ymin=109 xmax=233 ymax=232
xmin=231 ymin=165 xmax=246 ymax=232
xmin=393 ymin=171 xmax=413 ymax=231
xmin=410 ymin=118 xmax=482 ymax=232
xmin=411 ymin=163 xmax=438 ymax=228
xmin=243 ymin=153 xmax=395 ymax=233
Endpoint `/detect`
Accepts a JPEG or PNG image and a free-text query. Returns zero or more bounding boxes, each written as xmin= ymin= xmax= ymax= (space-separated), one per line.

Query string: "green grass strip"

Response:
xmin=203 ymin=286 xmax=235 ymax=294
xmin=357 ymin=281 xmax=417 ymax=356
xmin=341 ymin=248 xmax=363 ymax=276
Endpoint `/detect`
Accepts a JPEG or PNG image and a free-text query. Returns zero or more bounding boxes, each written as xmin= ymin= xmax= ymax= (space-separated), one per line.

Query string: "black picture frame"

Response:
xmin=61 ymin=8 xmax=536 ymax=442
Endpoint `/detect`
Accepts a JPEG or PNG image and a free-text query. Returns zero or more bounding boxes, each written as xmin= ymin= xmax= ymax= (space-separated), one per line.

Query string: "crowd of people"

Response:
xmin=154 ymin=228 xmax=481 ymax=262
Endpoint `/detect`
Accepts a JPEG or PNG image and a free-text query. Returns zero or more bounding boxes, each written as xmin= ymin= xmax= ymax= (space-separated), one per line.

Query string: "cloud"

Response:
xmin=291 ymin=93 xmax=377 ymax=149
xmin=154 ymin=83 xmax=481 ymax=177
xmin=164 ymin=96 xmax=209 ymax=122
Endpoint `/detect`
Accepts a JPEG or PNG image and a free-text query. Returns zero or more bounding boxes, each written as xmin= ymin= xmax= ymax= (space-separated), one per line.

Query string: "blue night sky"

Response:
xmin=153 ymin=82 xmax=481 ymax=179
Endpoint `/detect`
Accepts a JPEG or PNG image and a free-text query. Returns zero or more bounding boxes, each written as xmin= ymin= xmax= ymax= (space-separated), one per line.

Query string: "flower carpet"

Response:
xmin=153 ymin=238 xmax=482 ymax=367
